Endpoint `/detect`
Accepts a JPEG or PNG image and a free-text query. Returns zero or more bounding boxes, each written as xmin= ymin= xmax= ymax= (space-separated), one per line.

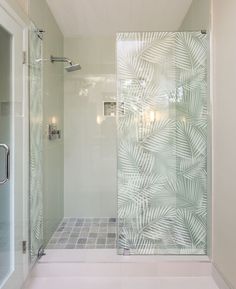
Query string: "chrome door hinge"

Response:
xmin=23 ymin=51 xmax=27 ymax=64
xmin=38 ymin=245 xmax=46 ymax=259
xmin=22 ymin=240 xmax=27 ymax=254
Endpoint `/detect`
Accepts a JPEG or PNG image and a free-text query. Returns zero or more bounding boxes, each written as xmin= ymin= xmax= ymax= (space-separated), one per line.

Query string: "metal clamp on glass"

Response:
xmin=0 ymin=144 xmax=10 ymax=185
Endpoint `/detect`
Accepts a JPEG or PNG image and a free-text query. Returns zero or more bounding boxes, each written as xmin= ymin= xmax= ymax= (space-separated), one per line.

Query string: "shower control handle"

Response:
xmin=0 ymin=144 xmax=10 ymax=185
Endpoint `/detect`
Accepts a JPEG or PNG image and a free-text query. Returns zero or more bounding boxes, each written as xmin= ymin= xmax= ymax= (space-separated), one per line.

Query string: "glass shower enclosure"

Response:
xmin=27 ymin=30 xmax=209 ymax=257
xmin=117 ymin=32 xmax=208 ymax=255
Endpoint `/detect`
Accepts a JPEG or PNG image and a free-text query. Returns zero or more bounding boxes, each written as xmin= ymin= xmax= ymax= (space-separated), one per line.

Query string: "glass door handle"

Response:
xmin=0 ymin=144 xmax=10 ymax=185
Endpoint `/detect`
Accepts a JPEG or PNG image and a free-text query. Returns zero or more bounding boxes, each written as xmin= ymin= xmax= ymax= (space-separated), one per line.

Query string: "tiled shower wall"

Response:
xmin=64 ymin=36 xmax=117 ymax=218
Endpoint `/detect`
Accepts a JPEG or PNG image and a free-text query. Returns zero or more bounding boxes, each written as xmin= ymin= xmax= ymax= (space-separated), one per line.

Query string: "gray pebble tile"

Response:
xmin=76 ymin=244 xmax=85 ymax=249
xmin=68 ymin=237 xmax=78 ymax=243
xmin=79 ymin=233 xmax=89 ymax=238
xmin=46 ymin=244 xmax=54 ymax=249
xmin=106 ymin=244 xmax=116 ymax=249
xmin=99 ymin=228 xmax=108 ymax=233
xmin=49 ymin=238 xmax=59 ymax=244
xmin=97 ymin=233 xmax=107 ymax=238
xmin=65 ymin=244 xmax=76 ymax=249
xmin=107 ymin=238 xmax=116 ymax=244
xmin=85 ymin=244 xmax=96 ymax=249
xmin=54 ymin=244 xmax=65 ymax=249
xmin=70 ymin=233 xmax=79 ymax=238
xmin=109 ymin=218 xmax=116 ymax=223
xmin=46 ymin=217 xmax=119 ymax=249
xmin=87 ymin=238 xmax=96 ymax=244
xmin=97 ymin=238 xmax=106 ymax=245
xmin=77 ymin=238 xmax=87 ymax=244
xmin=90 ymin=227 xmax=99 ymax=232
xmin=58 ymin=238 xmax=68 ymax=243
xmin=96 ymin=244 xmax=106 ymax=249
xmin=81 ymin=228 xmax=90 ymax=233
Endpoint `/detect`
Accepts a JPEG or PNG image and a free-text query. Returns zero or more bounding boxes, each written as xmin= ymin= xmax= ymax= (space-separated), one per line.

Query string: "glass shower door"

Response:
xmin=117 ymin=32 xmax=208 ymax=255
xmin=29 ymin=23 xmax=44 ymax=264
xmin=0 ymin=25 xmax=12 ymax=288
xmin=0 ymin=3 xmax=24 ymax=289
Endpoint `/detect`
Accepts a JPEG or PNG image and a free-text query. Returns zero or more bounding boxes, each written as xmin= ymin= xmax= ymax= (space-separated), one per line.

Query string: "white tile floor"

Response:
xmin=24 ymin=250 xmax=220 ymax=289
xmin=26 ymin=276 xmax=219 ymax=289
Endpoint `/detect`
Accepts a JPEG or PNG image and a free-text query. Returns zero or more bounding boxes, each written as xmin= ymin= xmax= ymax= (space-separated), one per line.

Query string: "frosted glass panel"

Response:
xmin=117 ymin=32 xmax=208 ymax=255
xmin=29 ymin=23 xmax=43 ymax=262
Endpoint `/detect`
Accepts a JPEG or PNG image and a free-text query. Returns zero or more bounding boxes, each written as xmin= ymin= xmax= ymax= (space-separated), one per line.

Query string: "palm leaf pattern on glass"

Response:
xmin=117 ymin=32 xmax=208 ymax=255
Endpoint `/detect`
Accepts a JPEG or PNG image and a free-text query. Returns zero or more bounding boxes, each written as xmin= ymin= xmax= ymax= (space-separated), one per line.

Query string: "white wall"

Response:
xmin=212 ymin=1 xmax=236 ymax=288
xmin=180 ymin=0 xmax=210 ymax=30
xmin=29 ymin=0 xmax=64 ymax=244
xmin=16 ymin=0 xmax=28 ymax=13
xmin=64 ymin=36 xmax=117 ymax=217
xmin=46 ymin=0 xmax=193 ymax=37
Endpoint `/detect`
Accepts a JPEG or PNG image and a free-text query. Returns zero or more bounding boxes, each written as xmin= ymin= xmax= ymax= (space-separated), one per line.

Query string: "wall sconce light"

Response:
xmin=48 ymin=117 xmax=61 ymax=140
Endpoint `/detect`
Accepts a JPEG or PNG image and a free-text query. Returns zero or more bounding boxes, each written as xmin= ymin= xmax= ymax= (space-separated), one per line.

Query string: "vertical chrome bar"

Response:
xmin=0 ymin=144 xmax=10 ymax=185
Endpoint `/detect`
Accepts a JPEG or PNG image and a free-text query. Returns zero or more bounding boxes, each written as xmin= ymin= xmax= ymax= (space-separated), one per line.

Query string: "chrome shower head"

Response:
xmin=50 ymin=55 xmax=81 ymax=72
xmin=65 ymin=63 xmax=81 ymax=72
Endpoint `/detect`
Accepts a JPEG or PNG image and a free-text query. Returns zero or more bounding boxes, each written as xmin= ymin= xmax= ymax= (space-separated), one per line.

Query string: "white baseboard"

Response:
xmin=212 ymin=264 xmax=233 ymax=289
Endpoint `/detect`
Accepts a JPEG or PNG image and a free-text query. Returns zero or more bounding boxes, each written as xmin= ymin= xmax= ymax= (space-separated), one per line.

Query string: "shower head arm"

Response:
xmin=50 ymin=55 xmax=81 ymax=72
xmin=50 ymin=56 xmax=73 ymax=66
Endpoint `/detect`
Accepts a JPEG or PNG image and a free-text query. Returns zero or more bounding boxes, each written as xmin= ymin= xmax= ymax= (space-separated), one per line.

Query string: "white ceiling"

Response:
xmin=46 ymin=0 xmax=193 ymax=37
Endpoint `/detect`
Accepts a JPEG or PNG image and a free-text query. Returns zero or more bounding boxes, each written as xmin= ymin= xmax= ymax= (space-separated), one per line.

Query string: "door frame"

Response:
xmin=0 ymin=1 xmax=29 ymax=289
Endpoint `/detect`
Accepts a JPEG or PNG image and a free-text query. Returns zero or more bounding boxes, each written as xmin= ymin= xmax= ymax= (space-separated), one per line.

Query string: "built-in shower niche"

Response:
xmin=104 ymin=101 xmax=116 ymax=116
xmin=103 ymin=101 xmax=125 ymax=117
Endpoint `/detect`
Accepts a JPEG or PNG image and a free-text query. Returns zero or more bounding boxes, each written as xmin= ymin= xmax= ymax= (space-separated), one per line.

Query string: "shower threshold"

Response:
xmin=25 ymin=249 xmax=214 ymax=289
xmin=41 ymin=249 xmax=210 ymax=264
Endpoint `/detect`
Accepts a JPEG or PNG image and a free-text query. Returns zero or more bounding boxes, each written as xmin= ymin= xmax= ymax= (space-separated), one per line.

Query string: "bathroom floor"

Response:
xmin=47 ymin=218 xmax=117 ymax=249
xmin=25 ymin=276 xmax=219 ymax=289
xmin=24 ymin=249 xmax=219 ymax=289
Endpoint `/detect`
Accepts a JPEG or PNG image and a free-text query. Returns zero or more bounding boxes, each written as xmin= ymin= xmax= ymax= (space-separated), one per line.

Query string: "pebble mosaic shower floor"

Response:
xmin=46 ymin=218 xmax=117 ymax=249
